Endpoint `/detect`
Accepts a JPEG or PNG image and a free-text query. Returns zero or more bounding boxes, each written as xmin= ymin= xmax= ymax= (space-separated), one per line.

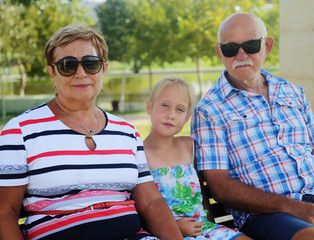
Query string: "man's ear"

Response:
xmin=264 ymin=37 xmax=274 ymax=57
xmin=146 ymin=100 xmax=152 ymax=115
xmin=215 ymin=43 xmax=223 ymax=61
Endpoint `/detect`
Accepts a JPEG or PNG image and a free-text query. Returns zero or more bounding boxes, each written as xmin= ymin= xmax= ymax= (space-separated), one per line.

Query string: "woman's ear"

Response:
xmin=47 ymin=66 xmax=55 ymax=79
xmin=146 ymin=100 xmax=152 ymax=115
xmin=103 ymin=62 xmax=109 ymax=73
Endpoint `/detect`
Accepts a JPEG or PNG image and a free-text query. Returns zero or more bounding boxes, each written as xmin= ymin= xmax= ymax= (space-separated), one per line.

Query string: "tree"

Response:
xmin=95 ymin=0 xmax=279 ymax=101
xmin=0 ymin=0 xmax=94 ymax=96
xmin=174 ymin=0 xmax=218 ymax=98
xmin=129 ymin=0 xmax=277 ymax=96
xmin=96 ymin=0 xmax=134 ymax=63
xmin=257 ymin=0 xmax=279 ymax=65
xmin=129 ymin=0 xmax=189 ymax=89
xmin=96 ymin=0 xmax=135 ymax=112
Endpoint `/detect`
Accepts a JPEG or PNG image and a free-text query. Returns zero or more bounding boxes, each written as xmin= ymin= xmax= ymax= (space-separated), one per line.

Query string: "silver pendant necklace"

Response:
xmin=54 ymin=98 xmax=99 ymax=150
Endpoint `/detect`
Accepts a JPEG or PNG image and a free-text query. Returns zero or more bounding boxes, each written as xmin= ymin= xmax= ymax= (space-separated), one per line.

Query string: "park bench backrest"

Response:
xmin=198 ymin=172 xmax=235 ymax=228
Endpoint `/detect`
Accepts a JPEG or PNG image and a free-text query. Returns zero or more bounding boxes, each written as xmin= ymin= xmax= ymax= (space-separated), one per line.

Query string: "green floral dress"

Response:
xmin=150 ymin=163 xmax=242 ymax=240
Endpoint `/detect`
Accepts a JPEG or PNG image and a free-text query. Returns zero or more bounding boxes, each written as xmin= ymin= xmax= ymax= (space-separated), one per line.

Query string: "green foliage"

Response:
xmin=0 ymin=0 xmax=95 ymax=95
xmin=96 ymin=0 xmax=279 ymax=95
xmin=96 ymin=0 xmax=134 ymax=63
xmin=1 ymin=0 xmax=280 ymax=97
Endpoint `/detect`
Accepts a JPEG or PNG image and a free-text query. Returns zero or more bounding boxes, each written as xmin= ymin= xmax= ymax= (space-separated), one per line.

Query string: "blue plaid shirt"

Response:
xmin=191 ymin=69 xmax=314 ymax=229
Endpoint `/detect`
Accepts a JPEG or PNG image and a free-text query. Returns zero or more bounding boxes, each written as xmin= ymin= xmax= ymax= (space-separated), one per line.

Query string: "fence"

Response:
xmin=96 ymin=93 xmax=149 ymax=112
xmin=0 ymin=93 xmax=150 ymax=117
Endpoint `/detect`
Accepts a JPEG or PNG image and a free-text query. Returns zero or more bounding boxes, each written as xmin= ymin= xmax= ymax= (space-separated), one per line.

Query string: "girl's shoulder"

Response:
xmin=175 ymin=136 xmax=194 ymax=158
xmin=175 ymin=136 xmax=193 ymax=147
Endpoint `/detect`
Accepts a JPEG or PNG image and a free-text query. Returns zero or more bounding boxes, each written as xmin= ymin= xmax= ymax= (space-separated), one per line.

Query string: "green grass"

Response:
xmin=135 ymin=120 xmax=191 ymax=140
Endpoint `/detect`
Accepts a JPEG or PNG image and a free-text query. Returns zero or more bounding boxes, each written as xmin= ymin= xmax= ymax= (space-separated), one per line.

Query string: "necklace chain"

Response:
xmin=54 ymin=98 xmax=99 ymax=137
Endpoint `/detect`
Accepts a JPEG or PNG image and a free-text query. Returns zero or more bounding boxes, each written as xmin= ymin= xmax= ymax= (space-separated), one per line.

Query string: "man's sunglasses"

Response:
xmin=219 ymin=37 xmax=266 ymax=57
xmin=52 ymin=56 xmax=106 ymax=77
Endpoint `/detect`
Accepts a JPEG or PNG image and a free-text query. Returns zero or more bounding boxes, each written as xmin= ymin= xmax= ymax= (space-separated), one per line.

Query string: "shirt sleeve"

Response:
xmin=191 ymin=106 xmax=230 ymax=171
xmin=0 ymin=117 xmax=28 ymax=186
xmin=300 ymin=88 xmax=314 ymax=150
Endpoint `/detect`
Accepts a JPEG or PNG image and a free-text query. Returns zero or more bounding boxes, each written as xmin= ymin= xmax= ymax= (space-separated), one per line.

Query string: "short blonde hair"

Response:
xmin=148 ymin=76 xmax=194 ymax=117
xmin=45 ymin=24 xmax=109 ymax=66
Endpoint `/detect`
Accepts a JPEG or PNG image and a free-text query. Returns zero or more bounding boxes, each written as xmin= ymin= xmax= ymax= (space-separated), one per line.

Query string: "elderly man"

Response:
xmin=191 ymin=12 xmax=314 ymax=240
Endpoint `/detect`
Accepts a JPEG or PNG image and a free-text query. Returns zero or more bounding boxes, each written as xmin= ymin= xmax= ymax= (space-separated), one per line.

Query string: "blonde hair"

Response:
xmin=148 ymin=76 xmax=194 ymax=117
xmin=45 ymin=24 xmax=109 ymax=66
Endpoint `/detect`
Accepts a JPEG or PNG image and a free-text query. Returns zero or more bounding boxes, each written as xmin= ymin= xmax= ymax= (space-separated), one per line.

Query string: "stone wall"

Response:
xmin=279 ymin=0 xmax=314 ymax=108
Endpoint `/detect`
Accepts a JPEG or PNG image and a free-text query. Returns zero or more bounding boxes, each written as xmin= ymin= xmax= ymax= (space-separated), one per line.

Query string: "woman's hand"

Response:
xmin=177 ymin=217 xmax=203 ymax=237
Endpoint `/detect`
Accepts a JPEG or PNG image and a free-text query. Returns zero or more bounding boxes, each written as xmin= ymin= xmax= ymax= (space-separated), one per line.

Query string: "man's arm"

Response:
xmin=203 ymin=169 xmax=314 ymax=225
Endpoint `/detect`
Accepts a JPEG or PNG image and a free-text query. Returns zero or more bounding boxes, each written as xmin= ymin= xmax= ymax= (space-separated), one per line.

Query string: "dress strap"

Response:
xmin=191 ymin=138 xmax=195 ymax=164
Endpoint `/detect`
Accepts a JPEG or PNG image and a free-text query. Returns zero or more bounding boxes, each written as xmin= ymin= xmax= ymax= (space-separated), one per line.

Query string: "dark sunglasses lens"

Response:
xmin=242 ymin=39 xmax=261 ymax=54
xmin=220 ymin=43 xmax=239 ymax=57
xmin=221 ymin=39 xmax=262 ymax=57
xmin=82 ymin=57 xmax=102 ymax=74
xmin=56 ymin=58 xmax=77 ymax=76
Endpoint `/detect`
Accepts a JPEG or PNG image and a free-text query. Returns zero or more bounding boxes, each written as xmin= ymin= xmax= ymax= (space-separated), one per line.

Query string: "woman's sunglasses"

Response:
xmin=219 ymin=37 xmax=266 ymax=57
xmin=52 ymin=56 xmax=106 ymax=77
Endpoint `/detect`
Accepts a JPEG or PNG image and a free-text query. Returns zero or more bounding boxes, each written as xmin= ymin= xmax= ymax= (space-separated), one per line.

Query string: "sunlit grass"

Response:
xmin=135 ymin=120 xmax=191 ymax=140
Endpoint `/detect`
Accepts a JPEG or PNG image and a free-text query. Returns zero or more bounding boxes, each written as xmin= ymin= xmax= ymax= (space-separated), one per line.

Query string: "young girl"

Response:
xmin=144 ymin=76 xmax=251 ymax=240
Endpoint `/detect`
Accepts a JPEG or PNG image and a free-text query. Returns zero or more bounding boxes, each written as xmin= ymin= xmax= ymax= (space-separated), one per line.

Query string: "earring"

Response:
xmin=54 ymin=85 xmax=58 ymax=96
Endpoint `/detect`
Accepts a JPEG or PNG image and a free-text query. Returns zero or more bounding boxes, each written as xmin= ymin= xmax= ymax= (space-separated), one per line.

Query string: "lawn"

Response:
xmin=135 ymin=119 xmax=191 ymax=140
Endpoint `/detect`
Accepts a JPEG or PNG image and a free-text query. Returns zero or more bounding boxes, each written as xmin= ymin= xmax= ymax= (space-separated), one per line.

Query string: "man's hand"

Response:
xmin=176 ymin=217 xmax=203 ymax=237
xmin=287 ymin=200 xmax=314 ymax=225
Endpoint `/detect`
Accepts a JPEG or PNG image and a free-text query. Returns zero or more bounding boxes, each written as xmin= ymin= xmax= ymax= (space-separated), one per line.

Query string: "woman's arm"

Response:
xmin=0 ymin=185 xmax=27 ymax=240
xmin=132 ymin=181 xmax=183 ymax=240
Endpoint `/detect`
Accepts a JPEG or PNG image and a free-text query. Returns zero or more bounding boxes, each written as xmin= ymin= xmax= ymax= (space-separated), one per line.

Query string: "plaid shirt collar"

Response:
xmin=218 ymin=69 xmax=272 ymax=100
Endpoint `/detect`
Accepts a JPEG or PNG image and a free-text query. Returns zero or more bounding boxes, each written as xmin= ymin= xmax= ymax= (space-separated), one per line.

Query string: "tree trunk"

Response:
xmin=148 ymin=65 xmax=153 ymax=91
xmin=195 ymin=57 xmax=204 ymax=99
xmin=119 ymin=63 xmax=127 ymax=113
xmin=17 ymin=57 xmax=27 ymax=97
xmin=0 ymin=51 xmax=6 ymax=121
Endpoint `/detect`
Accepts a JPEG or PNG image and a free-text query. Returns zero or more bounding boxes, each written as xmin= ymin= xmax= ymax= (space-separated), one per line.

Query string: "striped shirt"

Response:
xmin=0 ymin=103 xmax=153 ymax=239
xmin=191 ymin=69 xmax=314 ymax=229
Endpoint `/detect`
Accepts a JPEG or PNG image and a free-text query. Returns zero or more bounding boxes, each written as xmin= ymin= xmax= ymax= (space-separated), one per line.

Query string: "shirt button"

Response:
xmin=262 ymin=100 xmax=266 ymax=104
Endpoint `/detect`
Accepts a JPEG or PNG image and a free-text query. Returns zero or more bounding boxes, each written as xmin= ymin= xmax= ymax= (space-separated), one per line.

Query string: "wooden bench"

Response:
xmin=198 ymin=172 xmax=235 ymax=228
xmin=18 ymin=205 xmax=28 ymax=228
xmin=208 ymin=194 xmax=235 ymax=228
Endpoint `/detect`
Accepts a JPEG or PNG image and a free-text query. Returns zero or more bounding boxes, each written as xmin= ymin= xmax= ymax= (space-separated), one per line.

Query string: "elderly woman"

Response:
xmin=0 ymin=25 xmax=183 ymax=240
